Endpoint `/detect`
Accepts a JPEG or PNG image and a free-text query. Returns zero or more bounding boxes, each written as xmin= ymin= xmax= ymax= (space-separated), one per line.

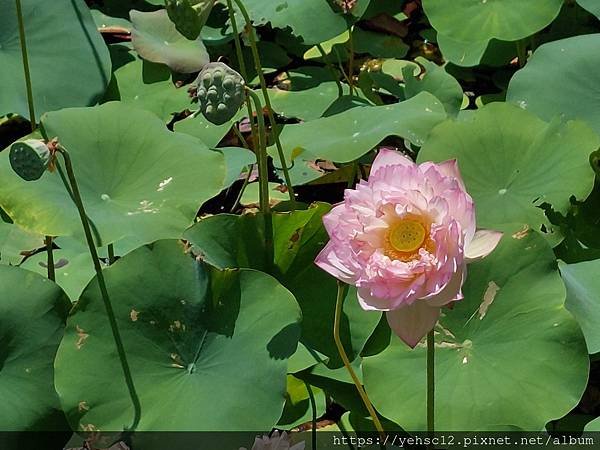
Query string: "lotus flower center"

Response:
xmin=388 ymin=220 xmax=426 ymax=253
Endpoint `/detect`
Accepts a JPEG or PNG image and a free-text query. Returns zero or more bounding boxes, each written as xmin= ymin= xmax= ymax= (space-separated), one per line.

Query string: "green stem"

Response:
xmin=245 ymin=90 xmax=274 ymax=269
xmin=516 ymin=40 xmax=527 ymax=68
xmin=427 ymin=329 xmax=435 ymax=441
xmin=232 ymin=124 xmax=250 ymax=149
xmin=107 ymin=243 xmax=116 ymax=265
xmin=305 ymin=381 xmax=318 ymax=449
xmin=348 ymin=25 xmax=355 ymax=95
xmin=45 ymin=236 xmax=55 ymax=281
xmin=231 ymin=0 xmax=296 ymax=209
xmin=230 ymin=164 xmax=253 ymax=213
xmin=55 ymin=146 xmax=141 ymax=432
xmin=317 ymin=44 xmax=344 ymax=98
xmin=14 ymin=0 xmax=36 ymax=131
xmin=334 ymin=281 xmax=386 ymax=441
xmin=226 ymin=0 xmax=259 ymax=161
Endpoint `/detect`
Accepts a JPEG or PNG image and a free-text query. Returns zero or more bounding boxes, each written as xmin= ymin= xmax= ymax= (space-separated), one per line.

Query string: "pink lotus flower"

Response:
xmin=315 ymin=149 xmax=502 ymax=347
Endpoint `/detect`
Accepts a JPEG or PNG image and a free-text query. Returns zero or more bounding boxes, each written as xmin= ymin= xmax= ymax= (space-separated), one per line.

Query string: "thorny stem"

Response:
xmin=334 ymin=281 xmax=386 ymax=442
xmin=55 ymin=145 xmax=141 ymax=433
xmin=427 ymin=329 xmax=435 ymax=444
xmin=14 ymin=0 xmax=35 ymax=131
xmin=231 ymin=0 xmax=297 ymax=209
xmin=245 ymin=90 xmax=274 ymax=269
xmin=45 ymin=236 xmax=55 ymax=281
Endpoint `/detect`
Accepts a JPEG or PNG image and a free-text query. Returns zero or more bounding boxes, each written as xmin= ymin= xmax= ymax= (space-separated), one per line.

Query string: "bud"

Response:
xmin=193 ymin=62 xmax=245 ymax=125
xmin=9 ymin=140 xmax=51 ymax=181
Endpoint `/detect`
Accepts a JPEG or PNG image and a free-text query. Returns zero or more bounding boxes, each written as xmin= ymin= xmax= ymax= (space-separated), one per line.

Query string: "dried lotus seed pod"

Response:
xmin=9 ymin=140 xmax=51 ymax=181
xmin=194 ymin=62 xmax=245 ymax=125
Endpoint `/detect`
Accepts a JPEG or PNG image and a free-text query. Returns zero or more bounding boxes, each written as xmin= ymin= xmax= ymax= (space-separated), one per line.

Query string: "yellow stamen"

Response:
xmin=385 ymin=217 xmax=432 ymax=261
xmin=389 ymin=220 xmax=426 ymax=252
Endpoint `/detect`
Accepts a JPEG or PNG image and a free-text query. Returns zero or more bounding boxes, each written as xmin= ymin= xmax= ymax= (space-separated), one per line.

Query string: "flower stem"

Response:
xmin=14 ymin=0 xmax=36 ymax=131
xmin=334 ymin=281 xmax=386 ymax=441
xmin=427 ymin=329 xmax=435 ymax=441
xmin=55 ymin=145 xmax=141 ymax=432
xmin=45 ymin=236 xmax=55 ymax=281
xmin=231 ymin=0 xmax=296 ymax=208
xmin=245 ymin=89 xmax=274 ymax=269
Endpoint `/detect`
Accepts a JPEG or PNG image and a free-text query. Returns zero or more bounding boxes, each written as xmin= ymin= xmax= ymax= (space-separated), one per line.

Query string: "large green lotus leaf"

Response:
xmin=0 ymin=222 xmax=42 ymax=265
xmin=278 ymin=92 xmax=446 ymax=164
xmin=54 ymin=240 xmax=301 ymax=431
xmin=507 ymin=34 xmax=600 ymax=136
xmin=0 ymin=102 xmax=225 ymax=246
xmin=278 ymin=375 xmax=326 ymax=429
xmin=21 ymin=248 xmax=97 ymax=302
xmin=0 ymin=0 xmax=111 ymax=120
xmin=130 ymin=9 xmax=209 ymax=73
xmin=363 ymin=228 xmax=589 ymax=431
xmin=220 ymin=146 xmax=256 ymax=188
xmin=419 ymin=102 xmax=599 ymax=234
xmin=109 ymin=46 xmax=191 ymax=122
xmin=404 ymin=57 xmax=463 ymax=116
xmin=231 ymin=0 xmax=348 ymax=45
xmin=265 ymin=83 xmax=352 ymax=121
xmin=174 ymin=113 xmax=239 ymax=148
xmin=423 ymin=0 xmax=562 ymax=48
xmin=20 ymin=235 xmax=146 ymax=302
xmin=585 ymin=417 xmax=600 ymax=432
xmin=0 ymin=265 xmax=70 ymax=430
xmin=184 ymin=203 xmax=381 ymax=367
xmin=577 ymin=0 xmax=600 ymax=18
xmin=436 ymin=34 xmax=489 ymax=67
xmin=559 ymin=260 xmax=600 ymax=354
xmin=353 ymin=29 xmax=409 ymax=59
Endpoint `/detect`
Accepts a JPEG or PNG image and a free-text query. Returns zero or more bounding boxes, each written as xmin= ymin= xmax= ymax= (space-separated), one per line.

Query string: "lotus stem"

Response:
xmin=316 ymin=44 xmax=344 ymax=98
xmin=334 ymin=281 xmax=386 ymax=441
xmin=304 ymin=380 xmax=318 ymax=449
xmin=348 ymin=25 xmax=355 ymax=95
xmin=226 ymin=0 xmax=259 ymax=148
xmin=45 ymin=236 xmax=55 ymax=281
xmin=108 ymin=244 xmax=116 ymax=265
xmin=231 ymin=0 xmax=297 ymax=209
xmin=14 ymin=0 xmax=36 ymax=131
xmin=516 ymin=39 xmax=527 ymax=68
xmin=55 ymin=145 xmax=141 ymax=432
xmin=230 ymin=164 xmax=253 ymax=213
xmin=427 ymin=329 xmax=435 ymax=442
xmin=245 ymin=90 xmax=274 ymax=269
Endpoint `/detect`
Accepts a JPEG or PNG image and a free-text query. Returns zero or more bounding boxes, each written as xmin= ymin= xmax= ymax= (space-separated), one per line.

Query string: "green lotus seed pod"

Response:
xmin=9 ymin=140 xmax=51 ymax=181
xmin=165 ymin=0 xmax=201 ymax=40
xmin=193 ymin=62 xmax=245 ymax=125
